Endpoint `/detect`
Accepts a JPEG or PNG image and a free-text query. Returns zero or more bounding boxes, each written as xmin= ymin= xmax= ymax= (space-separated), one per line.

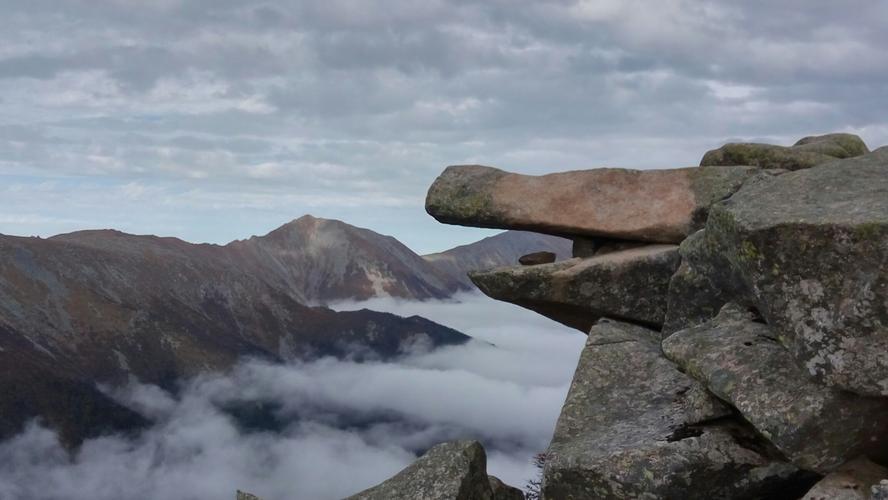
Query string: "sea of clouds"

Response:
xmin=0 ymin=293 xmax=585 ymax=500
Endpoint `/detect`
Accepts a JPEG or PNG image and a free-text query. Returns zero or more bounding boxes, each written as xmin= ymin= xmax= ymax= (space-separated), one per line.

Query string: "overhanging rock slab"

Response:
xmin=469 ymin=245 xmax=680 ymax=332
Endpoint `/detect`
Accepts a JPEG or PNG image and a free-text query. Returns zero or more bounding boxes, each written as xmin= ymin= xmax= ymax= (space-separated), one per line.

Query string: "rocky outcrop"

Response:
xmin=700 ymin=132 xmax=869 ymax=171
xmin=698 ymin=147 xmax=888 ymax=395
xmin=488 ymin=476 xmax=524 ymax=500
xmin=426 ymin=165 xmax=760 ymax=243
xmin=664 ymin=304 xmax=888 ymax=472
xmin=345 ymin=440 xmax=511 ymax=500
xmin=469 ymin=245 xmax=680 ymax=332
xmin=801 ymin=457 xmax=888 ymax=500
xmin=370 ymin=133 xmax=888 ymax=499
xmin=543 ymin=319 xmax=811 ymax=499
xmin=235 ymin=491 xmax=263 ymax=500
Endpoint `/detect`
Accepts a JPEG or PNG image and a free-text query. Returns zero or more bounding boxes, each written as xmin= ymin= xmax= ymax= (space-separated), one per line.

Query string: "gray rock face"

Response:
xmin=469 ymin=245 xmax=680 ymax=332
xmin=874 ymin=480 xmax=888 ymax=500
xmin=235 ymin=491 xmax=262 ymax=500
xmin=542 ymin=320 xmax=810 ymax=500
xmin=425 ymin=164 xmax=760 ymax=243
xmin=345 ymin=441 xmax=495 ymax=500
xmin=700 ymin=147 xmax=888 ymax=395
xmin=663 ymin=304 xmax=888 ymax=472
xmin=802 ymin=457 xmax=888 ymax=500
xmin=488 ymin=476 xmax=524 ymax=500
xmin=700 ymin=133 xmax=869 ymax=171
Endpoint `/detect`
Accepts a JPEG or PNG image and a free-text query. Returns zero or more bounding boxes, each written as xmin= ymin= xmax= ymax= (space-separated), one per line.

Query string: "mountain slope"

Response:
xmin=0 ymin=230 xmax=469 ymax=445
xmin=424 ymin=231 xmax=572 ymax=287
xmin=227 ymin=215 xmax=460 ymax=303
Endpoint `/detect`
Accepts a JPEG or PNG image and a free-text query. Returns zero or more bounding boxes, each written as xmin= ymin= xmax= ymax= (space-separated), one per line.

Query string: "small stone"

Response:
xmin=801 ymin=457 xmax=888 ymax=500
xmin=518 ymin=251 xmax=556 ymax=266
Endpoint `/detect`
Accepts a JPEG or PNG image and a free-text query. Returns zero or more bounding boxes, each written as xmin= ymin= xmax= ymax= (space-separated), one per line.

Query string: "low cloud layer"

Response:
xmin=0 ymin=293 xmax=585 ymax=500
xmin=2 ymin=1 xmax=887 ymax=252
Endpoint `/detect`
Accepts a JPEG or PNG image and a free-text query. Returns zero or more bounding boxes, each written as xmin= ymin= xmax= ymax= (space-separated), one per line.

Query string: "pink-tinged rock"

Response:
xmin=425 ymin=165 xmax=759 ymax=243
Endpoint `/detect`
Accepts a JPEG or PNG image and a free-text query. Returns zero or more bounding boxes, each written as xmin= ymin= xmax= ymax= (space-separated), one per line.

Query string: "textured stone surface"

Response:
xmin=488 ymin=476 xmax=524 ymax=500
xmin=700 ymin=133 xmax=869 ymax=171
xmin=426 ymin=164 xmax=760 ymax=243
xmin=663 ymin=304 xmax=888 ymax=472
xmin=802 ymin=457 xmax=888 ymax=500
xmin=542 ymin=320 xmax=811 ymax=499
xmin=469 ymin=245 xmax=680 ymax=332
xmin=236 ymin=491 xmax=262 ymax=500
xmin=700 ymin=147 xmax=888 ymax=395
xmin=345 ymin=441 xmax=494 ymax=500
xmin=874 ymin=480 xmax=888 ymax=500
xmin=518 ymin=251 xmax=556 ymax=266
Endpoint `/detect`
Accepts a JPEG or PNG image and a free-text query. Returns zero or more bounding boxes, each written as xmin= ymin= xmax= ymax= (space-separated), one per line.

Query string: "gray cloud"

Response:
xmin=0 ymin=0 xmax=886 ymax=252
xmin=0 ymin=293 xmax=586 ymax=500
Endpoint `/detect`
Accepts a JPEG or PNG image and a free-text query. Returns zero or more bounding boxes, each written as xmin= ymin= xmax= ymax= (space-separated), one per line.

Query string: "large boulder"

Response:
xmin=542 ymin=319 xmax=813 ymax=499
xmin=426 ymin=165 xmax=760 ymax=243
xmin=345 ymin=440 xmax=501 ymax=500
xmin=469 ymin=245 xmax=680 ymax=332
xmin=699 ymin=147 xmax=888 ymax=395
xmin=700 ymin=133 xmax=869 ymax=171
xmin=801 ymin=457 xmax=888 ymax=500
xmin=663 ymin=304 xmax=888 ymax=472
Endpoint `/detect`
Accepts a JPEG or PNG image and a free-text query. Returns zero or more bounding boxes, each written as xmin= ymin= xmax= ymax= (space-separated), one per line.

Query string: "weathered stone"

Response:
xmin=543 ymin=319 xmax=813 ymax=499
xmin=469 ymin=245 xmax=680 ymax=332
xmin=345 ymin=440 xmax=494 ymax=500
xmin=873 ymin=480 xmax=888 ymax=500
xmin=236 ymin=491 xmax=262 ymax=500
xmin=802 ymin=457 xmax=888 ymax=500
xmin=571 ymin=237 xmax=599 ymax=258
xmin=425 ymin=165 xmax=760 ymax=243
xmin=700 ymin=133 xmax=869 ymax=171
xmin=518 ymin=251 xmax=556 ymax=266
xmin=488 ymin=476 xmax=524 ymax=500
xmin=793 ymin=133 xmax=871 ymax=158
xmin=700 ymin=147 xmax=888 ymax=395
xmin=663 ymin=304 xmax=888 ymax=472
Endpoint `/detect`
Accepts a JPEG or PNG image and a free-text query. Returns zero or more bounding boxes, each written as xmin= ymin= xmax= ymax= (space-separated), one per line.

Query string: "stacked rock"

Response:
xmin=350 ymin=133 xmax=887 ymax=499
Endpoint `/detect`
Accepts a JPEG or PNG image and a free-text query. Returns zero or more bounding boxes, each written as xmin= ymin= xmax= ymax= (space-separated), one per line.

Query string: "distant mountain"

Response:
xmin=0 ymin=229 xmax=469 ymax=445
xmin=228 ymin=215 xmax=460 ymax=303
xmin=423 ymin=231 xmax=573 ymax=287
xmin=0 ymin=216 xmax=571 ymax=445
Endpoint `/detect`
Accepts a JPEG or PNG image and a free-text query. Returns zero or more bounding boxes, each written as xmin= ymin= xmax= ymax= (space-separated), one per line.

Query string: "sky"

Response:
xmin=2 ymin=0 xmax=887 ymax=253
xmin=0 ymin=293 xmax=586 ymax=500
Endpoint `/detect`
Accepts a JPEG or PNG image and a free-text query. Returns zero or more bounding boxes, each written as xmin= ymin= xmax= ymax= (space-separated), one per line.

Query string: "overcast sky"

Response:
xmin=2 ymin=0 xmax=887 ymax=253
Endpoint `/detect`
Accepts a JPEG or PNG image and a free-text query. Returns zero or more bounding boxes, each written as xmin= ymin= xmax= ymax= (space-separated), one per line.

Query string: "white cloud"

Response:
xmin=0 ymin=293 xmax=586 ymax=500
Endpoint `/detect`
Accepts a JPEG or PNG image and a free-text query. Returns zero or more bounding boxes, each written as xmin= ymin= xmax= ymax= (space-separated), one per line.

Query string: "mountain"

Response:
xmin=227 ymin=215 xmax=460 ymax=303
xmin=423 ymin=231 xmax=573 ymax=288
xmin=0 ymin=229 xmax=469 ymax=445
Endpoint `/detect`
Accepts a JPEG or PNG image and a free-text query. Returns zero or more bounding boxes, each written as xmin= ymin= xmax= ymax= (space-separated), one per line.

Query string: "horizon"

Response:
xmin=3 ymin=1 xmax=888 ymax=254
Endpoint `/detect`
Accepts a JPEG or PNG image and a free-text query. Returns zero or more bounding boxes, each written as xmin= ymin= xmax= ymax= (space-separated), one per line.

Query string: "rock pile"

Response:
xmin=349 ymin=133 xmax=888 ymax=499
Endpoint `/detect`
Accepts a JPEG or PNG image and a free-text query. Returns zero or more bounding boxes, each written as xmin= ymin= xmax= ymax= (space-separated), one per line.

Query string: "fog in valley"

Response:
xmin=0 ymin=293 xmax=584 ymax=500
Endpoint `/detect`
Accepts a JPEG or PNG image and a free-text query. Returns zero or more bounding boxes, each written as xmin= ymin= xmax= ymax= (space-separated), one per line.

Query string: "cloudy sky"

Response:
xmin=2 ymin=0 xmax=887 ymax=253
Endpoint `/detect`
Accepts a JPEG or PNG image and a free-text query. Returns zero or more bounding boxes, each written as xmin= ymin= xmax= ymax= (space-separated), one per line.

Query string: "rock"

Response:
xmin=700 ymin=147 xmax=888 ymax=395
xmin=425 ymin=165 xmax=760 ymax=243
xmin=542 ymin=319 xmax=814 ymax=499
xmin=801 ymin=457 xmax=888 ymax=500
xmin=570 ymin=237 xmax=599 ymax=258
xmin=469 ymin=245 xmax=680 ymax=332
xmin=663 ymin=304 xmax=888 ymax=472
xmin=873 ymin=480 xmax=888 ymax=500
xmin=794 ymin=133 xmax=871 ymax=158
xmin=488 ymin=476 xmax=524 ymax=500
xmin=236 ymin=491 xmax=262 ymax=500
xmin=518 ymin=251 xmax=556 ymax=266
xmin=700 ymin=133 xmax=869 ymax=171
xmin=345 ymin=440 xmax=495 ymax=500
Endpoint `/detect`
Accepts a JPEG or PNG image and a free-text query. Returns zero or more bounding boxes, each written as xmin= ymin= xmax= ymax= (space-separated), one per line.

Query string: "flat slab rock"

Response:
xmin=345 ymin=440 xmax=515 ymax=500
xmin=663 ymin=304 xmax=888 ymax=473
xmin=701 ymin=133 xmax=869 ymax=171
xmin=425 ymin=164 xmax=759 ymax=243
xmin=542 ymin=319 xmax=810 ymax=500
xmin=702 ymin=147 xmax=888 ymax=395
xmin=469 ymin=245 xmax=680 ymax=332
xmin=802 ymin=457 xmax=888 ymax=500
